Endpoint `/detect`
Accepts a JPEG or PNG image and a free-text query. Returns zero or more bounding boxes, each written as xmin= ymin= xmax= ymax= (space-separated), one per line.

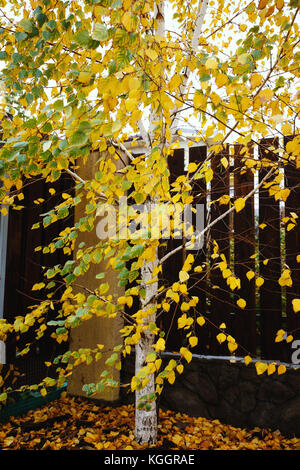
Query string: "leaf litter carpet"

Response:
xmin=0 ymin=395 xmax=299 ymax=450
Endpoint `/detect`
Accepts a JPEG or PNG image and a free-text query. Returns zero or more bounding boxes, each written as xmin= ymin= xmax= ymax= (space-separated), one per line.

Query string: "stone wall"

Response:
xmin=121 ymin=354 xmax=300 ymax=437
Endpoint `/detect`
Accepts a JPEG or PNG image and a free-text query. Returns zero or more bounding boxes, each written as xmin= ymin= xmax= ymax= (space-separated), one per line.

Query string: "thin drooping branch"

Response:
xmin=158 ymin=166 xmax=276 ymax=267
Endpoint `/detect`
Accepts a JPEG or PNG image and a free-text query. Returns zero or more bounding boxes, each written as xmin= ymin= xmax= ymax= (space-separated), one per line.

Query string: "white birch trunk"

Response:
xmin=134 ymin=236 xmax=158 ymax=444
xmin=134 ymin=0 xmax=208 ymax=445
xmin=134 ymin=1 xmax=165 ymax=446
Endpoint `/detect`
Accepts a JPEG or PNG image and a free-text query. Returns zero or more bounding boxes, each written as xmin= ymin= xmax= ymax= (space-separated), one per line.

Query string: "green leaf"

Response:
xmin=92 ymin=24 xmax=109 ymax=41
xmin=122 ymin=180 xmax=132 ymax=191
xmin=74 ymin=30 xmax=91 ymax=46
xmin=129 ymin=270 xmax=139 ymax=283
xmin=130 ymin=244 xmax=144 ymax=258
xmin=71 ymin=131 xmax=89 ymax=147
xmin=19 ymin=19 xmax=35 ymax=34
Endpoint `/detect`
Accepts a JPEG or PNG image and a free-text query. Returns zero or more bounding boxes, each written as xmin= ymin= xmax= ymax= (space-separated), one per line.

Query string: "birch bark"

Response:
xmin=134 ymin=0 xmax=209 ymax=445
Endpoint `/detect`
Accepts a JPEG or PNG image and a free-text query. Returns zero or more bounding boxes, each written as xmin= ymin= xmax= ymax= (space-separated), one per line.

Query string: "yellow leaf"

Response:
xmin=292 ymin=299 xmax=300 ymax=313
xmin=287 ymin=223 xmax=295 ymax=231
xmin=279 ymin=269 xmax=292 ymax=287
xmin=268 ymin=363 xmax=276 ymax=375
xmin=205 ymin=168 xmax=213 ymax=183
xmin=189 ymin=336 xmax=198 ymax=348
xmin=194 ymin=265 xmax=203 ymax=273
xmin=194 ymin=92 xmax=206 ymax=108
xmin=145 ymin=48 xmax=158 ymax=61
xmin=259 ymin=88 xmax=274 ymax=103
xmin=219 ymin=194 xmax=230 ymax=205
xmin=250 ymin=73 xmax=263 ymax=89
xmin=180 ymin=347 xmax=192 ymax=363
xmin=179 ymin=270 xmax=189 ymax=283
xmin=228 ymin=342 xmax=237 ymax=353
xmin=122 ymin=11 xmax=133 ymax=31
xmin=275 ymin=329 xmax=286 ymax=342
xmin=215 ymin=73 xmax=228 ymax=88
xmin=234 ymin=198 xmax=245 ymax=213
xmin=258 ymin=0 xmax=268 ymax=8
xmin=255 ymin=362 xmax=268 ymax=375
xmin=155 ymin=337 xmax=165 ymax=352
xmin=237 ymin=298 xmax=246 ymax=309
xmin=78 ymin=71 xmax=92 ymax=84
xmin=256 ymin=277 xmax=264 ymax=287
xmin=181 ymin=302 xmax=190 ymax=312
xmin=244 ymin=355 xmax=252 ymax=366
xmin=276 ymin=0 xmax=284 ymax=9
xmin=205 ymin=58 xmax=218 ymax=70
xmin=197 ymin=316 xmax=205 ymax=326
xmin=216 ymin=332 xmax=226 ymax=344
xmin=278 ymin=364 xmax=286 ymax=375
xmin=221 ymin=156 xmax=228 ymax=169
xmin=128 ymin=77 xmax=140 ymax=91
xmin=167 ymin=370 xmax=176 ymax=384
xmin=188 ymin=162 xmax=198 ymax=173
xmin=176 ymin=364 xmax=184 ymax=374
xmin=246 ymin=270 xmax=255 ymax=281
xmin=219 ymin=322 xmax=226 ymax=329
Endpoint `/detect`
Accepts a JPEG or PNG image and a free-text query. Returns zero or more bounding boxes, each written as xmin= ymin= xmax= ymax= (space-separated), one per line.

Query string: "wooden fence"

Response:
xmin=160 ymin=136 xmax=300 ymax=363
xmin=3 ymin=174 xmax=74 ymax=386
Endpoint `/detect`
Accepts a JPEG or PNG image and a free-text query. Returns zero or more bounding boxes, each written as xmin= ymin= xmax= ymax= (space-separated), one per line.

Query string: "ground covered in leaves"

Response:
xmin=0 ymin=395 xmax=300 ymax=450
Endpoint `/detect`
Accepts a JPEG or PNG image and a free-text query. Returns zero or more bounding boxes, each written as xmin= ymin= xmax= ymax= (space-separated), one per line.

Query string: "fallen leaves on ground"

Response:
xmin=0 ymin=395 xmax=299 ymax=450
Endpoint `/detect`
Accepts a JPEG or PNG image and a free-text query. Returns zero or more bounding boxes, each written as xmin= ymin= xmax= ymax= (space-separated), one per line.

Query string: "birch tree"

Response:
xmin=0 ymin=0 xmax=299 ymax=446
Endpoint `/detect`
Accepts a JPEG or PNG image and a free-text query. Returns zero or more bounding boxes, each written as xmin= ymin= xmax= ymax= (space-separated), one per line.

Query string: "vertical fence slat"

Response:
xmin=258 ymin=137 xmax=284 ymax=360
xmin=161 ymin=148 xmax=186 ymax=352
xmin=209 ymin=145 xmax=232 ymax=354
xmin=284 ymin=135 xmax=300 ymax=360
xmin=188 ymin=145 xmax=211 ymax=354
xmin=233 ymin=144 xmax=257 ymax=356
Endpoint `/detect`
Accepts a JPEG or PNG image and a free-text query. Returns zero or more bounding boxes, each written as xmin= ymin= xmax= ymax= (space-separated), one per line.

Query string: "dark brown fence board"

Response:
xmin=4 ymin=175 xmax=74 ymax=386
xmin=209 ymin=145 xmax=232 ymax=354
xmin=284 ymin=135 xmax=300 ymax=357
xmin=258 ymin=138 xmax=284 ymax=360
xmin=187 ymin=145 xmax=211 ymax=354
xmin=233 ymin=144 xmax=256 ymax=356
xmin=160 ymin=148 xmax=186 ymax=351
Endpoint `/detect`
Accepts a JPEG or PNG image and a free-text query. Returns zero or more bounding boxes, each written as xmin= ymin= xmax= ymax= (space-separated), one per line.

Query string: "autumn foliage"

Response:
xmin=0 ymin=0 xmax=299 ymax=445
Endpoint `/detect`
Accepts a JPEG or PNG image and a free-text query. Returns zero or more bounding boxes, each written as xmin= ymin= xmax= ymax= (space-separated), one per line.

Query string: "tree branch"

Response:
xmin=158 ymin=166 xmax=276 ymax=267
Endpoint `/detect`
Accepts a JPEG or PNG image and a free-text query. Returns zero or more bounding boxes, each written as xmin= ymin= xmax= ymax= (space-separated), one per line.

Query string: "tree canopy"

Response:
xmin=0 ymin=0 xmax=299 ymax=444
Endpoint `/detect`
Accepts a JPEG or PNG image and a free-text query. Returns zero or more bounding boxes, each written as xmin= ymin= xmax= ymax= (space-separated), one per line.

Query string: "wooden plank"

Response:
xmin=284 ymin=135 xmax=300 ymax=362
xmin=160 ymin=149 xmax=186 ymax=352
xmin=258 ymin=137 xmax=284 ymax=361
xmin=209 ymin=145 xmax=232 ymax=355
xmin=187 ymin=145 xmax=210 ymax=355
xmin=233 ymin=144 xmax=256 ymax=356
xmin=4 ymin=175 xmax=75 ymax=386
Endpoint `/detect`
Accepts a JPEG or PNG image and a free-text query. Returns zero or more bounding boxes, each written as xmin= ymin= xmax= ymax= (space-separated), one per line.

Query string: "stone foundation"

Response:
xmin=121 ymin=354 xmax=300 ymax=437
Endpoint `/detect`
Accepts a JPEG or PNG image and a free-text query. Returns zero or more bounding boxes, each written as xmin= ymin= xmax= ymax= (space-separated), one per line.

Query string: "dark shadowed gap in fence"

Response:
xmin=258 ymin=137 xmax=284 ymax=361
xmin=284 ymin=135 xmax=300 ymax=359
xmin=233 ymin=143 xmax=256 ymax=357
xmin=209 ymin=144 xmax=232 ymax=355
